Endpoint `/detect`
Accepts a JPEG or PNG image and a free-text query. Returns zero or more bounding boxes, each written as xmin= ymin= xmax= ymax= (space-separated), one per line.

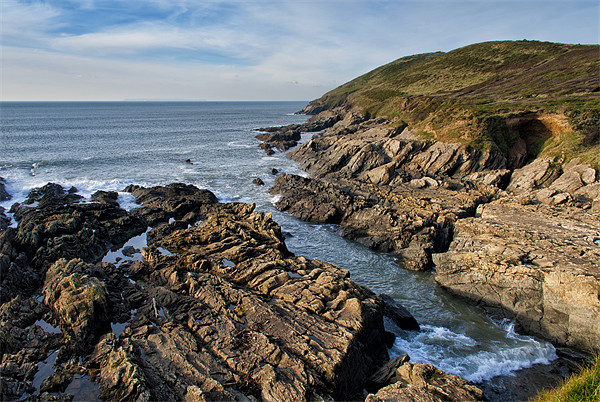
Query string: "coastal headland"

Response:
xmin=1 ymin=40 xmax=598 ymax=401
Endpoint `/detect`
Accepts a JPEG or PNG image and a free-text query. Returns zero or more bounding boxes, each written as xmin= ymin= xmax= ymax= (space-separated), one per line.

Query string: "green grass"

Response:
xmin=303 ymin=40 xmax=599 ymax=167
xmin=534 ymin=355 xmax=600 ymax=402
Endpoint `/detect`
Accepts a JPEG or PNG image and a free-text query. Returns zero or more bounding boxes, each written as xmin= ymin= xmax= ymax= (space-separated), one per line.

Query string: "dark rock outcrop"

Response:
xmin=270 ymin=172 xmax=496 ymax=270
xmin=124 ymin=182 xmax=218 ymax=226
xmin=0 ymin=177 xmax=11 ymax=201
xmin=380 ymin=294 xmax=420 ymax=331
xmin=1 ymin=183 xmax=147 ymax=303
xmin=0 ymin=183 xmax=398 ymax=401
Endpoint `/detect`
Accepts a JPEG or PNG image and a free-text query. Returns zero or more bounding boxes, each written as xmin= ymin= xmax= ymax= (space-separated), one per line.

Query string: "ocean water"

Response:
xmin=0 ymin=101 xmax=556 ymax=383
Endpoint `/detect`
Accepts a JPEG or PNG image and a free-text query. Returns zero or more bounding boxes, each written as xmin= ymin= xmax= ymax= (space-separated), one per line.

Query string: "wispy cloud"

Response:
xmin=1 ymin=0 xmax=598 ymax=100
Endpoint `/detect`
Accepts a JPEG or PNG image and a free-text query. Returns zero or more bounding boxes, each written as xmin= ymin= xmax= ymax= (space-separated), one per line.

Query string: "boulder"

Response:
xmin=380 ymin=294 xmax=420 ymax=330
xmin=43 ymin=258 xmax=109 ymax=353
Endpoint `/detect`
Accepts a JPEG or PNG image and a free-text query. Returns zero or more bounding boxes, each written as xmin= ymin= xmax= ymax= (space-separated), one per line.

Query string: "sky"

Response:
xmin=1 ymin=0 xmax=598 ymax=101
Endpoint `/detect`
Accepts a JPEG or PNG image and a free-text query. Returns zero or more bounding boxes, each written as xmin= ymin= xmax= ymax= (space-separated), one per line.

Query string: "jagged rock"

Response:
xmin=91 ymin=190 xmax=120 ymax=207
xmin=0 ymin=177 xmax=11 ymax=201
xmin=43 ymin=258 xmax=109 ymax=353
xmin=91 ymin=333 xmax=151 ymax=401
xmin=0 ymin=207 xmax=10 ymax=232
xmin=365 ymin=355 xmax=485 ymax=401
xmin=366 ymin=361 xmax=485 ymax=402
xmin=434 ymin=200 xmax=600 ymax=352
xmin=270 ymin=173 xmax=493 ymax=261
xmin=125 ymin=183 xmax=218 ymax=226
xmin=506 ymin=158 xmax=562 ymax=194
xmin=1 ymin=182 xmax=398 ymax=401
xmin=365 ymin=354 xmax=410 ymax=392
xmin=1 ymin=183 xmax=146 ymax=303
xmin=252 ymin=177 xmax=265 ymax=186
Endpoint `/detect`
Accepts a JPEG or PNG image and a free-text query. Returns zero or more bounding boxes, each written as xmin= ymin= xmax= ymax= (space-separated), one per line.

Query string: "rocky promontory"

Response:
xmin=263 ymin=106 xmax=600 ymax=355
xmin=1 ymin=182 xmax=462 ymax=400
xmin=259 ymin=41 xmax=600 ymax=359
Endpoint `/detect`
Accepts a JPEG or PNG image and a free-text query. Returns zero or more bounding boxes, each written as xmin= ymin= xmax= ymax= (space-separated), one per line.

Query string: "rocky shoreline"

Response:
xmin=0 ymin=179 xmax=486 ymax=401
xmin=254 ymin=106 xmax=599 ymax=397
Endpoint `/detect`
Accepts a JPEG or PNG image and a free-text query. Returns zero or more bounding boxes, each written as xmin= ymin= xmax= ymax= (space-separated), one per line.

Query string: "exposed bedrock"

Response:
xmin=365 ymin=354 xmax=485 ymax=401
xmin=266 ymin=107 xmax=600 ymax=353
xmin=434 ymin=201 xmax=600 ymax=352
xmin=269 ymin=170 xmax=498 ymax=271
xmin=1 ymin=182 xmax=423 ymax=401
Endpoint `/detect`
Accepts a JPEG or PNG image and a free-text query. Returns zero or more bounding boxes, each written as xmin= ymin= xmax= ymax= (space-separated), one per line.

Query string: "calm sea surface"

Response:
xmin=0 ymin=101 xmax=556 ymax=383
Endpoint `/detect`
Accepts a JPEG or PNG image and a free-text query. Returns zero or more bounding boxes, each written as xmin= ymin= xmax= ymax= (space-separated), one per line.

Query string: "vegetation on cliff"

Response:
xmin=303 ymin=40 xmax=599 ymax=168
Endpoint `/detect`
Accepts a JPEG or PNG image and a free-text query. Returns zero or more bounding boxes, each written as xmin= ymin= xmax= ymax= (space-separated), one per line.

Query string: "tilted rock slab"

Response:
xmin=0 ymin=183 xmax=390 ymax=401
xmin=434 ymin=200 xmax=600 ymax=352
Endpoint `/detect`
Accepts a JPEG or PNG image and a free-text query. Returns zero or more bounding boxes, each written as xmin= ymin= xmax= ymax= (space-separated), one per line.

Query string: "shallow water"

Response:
xmin=0 ymin=101 xmax=556 ymax=383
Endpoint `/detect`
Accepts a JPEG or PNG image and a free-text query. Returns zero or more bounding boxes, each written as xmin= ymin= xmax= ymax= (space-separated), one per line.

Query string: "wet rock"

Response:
xmin=270 ymin=168 xmax=279 ymax=175
xmin=124 ymin=183 xmax=218 ymax=226
xmin=0 ymin=207 xmax=10 ymax=231
xmin=1 ymin=182 xmax=396 ymax=401
xmin=0 ymin=177 xmax=11 ymax=201
xmin=255 ymin=128 xmax=301 ymax=153
xmin=380 ymin=294 xmax=420 ymax=330
xmin=252 ymin=177 xmax=265 ymax=186
xmin=91 ymin=190 xmax=120 ymax=207
xmin=121 ymin=245 xmax=140 ymax=257
xmin=270 ymin=173 xmax=493 ymax=262
xmin=1 ymin=183 xmax=146 ymax=303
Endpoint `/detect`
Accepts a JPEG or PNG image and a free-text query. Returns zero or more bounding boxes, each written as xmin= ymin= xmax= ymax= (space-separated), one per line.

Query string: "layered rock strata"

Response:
xmin=262 ymin=108 xmax=600 ymax=353
xmin=0 ymin=182 xmax=402 ymax=400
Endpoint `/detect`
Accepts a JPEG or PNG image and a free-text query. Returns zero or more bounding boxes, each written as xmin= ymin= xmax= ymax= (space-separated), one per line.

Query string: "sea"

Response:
xmin=0 ymin=101 xmax=556 ymax=384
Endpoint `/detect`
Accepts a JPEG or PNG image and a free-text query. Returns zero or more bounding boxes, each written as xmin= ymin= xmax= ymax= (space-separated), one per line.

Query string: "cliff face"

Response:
xmin=260 ymin=41 xmax=600 ymax=353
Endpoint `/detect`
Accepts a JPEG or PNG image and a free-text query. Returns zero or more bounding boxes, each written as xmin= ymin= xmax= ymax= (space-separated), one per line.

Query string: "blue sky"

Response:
xmin=1 ymin=0 xmax=598 ymax=101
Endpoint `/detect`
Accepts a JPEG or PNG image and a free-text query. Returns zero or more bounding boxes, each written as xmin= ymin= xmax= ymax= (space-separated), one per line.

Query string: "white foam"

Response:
xmin=391 ymin=323 xmax=557 ymax=383
xmin=227 ymin=141 xmax=254 ymax=149
xmin=270 ymin=194 xmax=282 ymax=205
xmin=117 ymin=192 xmax=140 ymax=211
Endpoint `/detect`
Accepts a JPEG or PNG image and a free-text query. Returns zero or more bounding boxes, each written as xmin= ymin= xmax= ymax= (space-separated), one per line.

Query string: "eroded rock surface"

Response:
xmin=365 ymin=354 xmax=485 ymax=402
xmin=434 ymin=200 xmax=600 ymax=351
xmin=265 ymin=107 xmax=600 ymax=355
xmin=1 ymin=183 xmax=397 ymax=401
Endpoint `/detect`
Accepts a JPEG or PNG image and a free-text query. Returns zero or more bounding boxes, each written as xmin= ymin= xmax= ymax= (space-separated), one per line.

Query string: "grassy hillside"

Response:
xmin=305 ymin=41 xmax=600 ymax=167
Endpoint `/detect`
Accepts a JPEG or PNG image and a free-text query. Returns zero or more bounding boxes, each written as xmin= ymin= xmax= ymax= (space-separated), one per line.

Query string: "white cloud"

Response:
xmin=1 ymin=0 xmax=598 ymax=100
